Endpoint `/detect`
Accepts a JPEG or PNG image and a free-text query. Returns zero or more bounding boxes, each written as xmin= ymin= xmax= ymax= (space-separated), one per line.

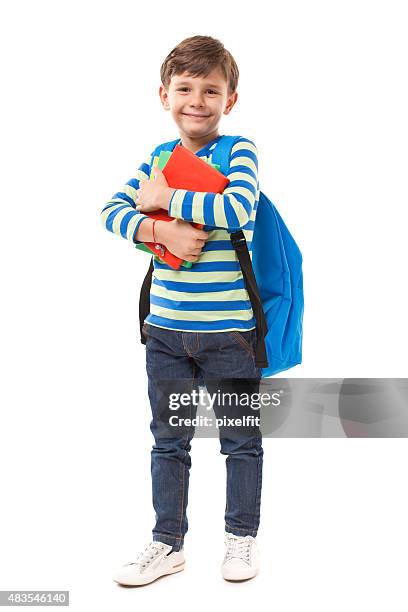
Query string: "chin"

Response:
xmin=180 ymin=120 xmax=214 ymax=132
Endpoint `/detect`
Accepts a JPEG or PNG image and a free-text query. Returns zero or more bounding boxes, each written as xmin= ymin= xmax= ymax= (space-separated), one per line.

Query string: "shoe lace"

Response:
xmin=126 ymin=541 xmax=167 ymax=570
xmin=224 ymin=534 xmax=252 ymax=565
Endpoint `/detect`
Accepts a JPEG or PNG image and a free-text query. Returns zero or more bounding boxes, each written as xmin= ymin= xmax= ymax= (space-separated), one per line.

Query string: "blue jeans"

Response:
xmin=142 ymin=322 xmax=264 ymax=552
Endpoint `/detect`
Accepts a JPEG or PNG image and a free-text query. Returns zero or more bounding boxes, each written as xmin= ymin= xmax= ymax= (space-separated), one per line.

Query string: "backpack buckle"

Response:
xmin=230 ymin=230 xmax=246 ymax=248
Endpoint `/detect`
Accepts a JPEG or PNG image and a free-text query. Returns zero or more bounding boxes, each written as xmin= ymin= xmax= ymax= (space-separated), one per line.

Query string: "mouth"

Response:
xmin=182 ymin=113 xmax=210 ymax=119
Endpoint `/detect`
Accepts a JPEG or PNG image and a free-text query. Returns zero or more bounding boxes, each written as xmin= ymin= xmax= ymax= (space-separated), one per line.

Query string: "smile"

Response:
xmin=182 ymin=113 xmax=210 ymax=119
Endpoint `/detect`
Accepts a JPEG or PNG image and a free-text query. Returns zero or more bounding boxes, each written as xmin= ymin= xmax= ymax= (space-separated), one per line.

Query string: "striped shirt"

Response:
xmin=101 ymin=134 xmax=259 ymax=333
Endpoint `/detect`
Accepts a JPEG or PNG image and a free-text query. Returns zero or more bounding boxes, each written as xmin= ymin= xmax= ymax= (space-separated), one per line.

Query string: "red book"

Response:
xmin=140 ymin=144 xmax=230 ymax=270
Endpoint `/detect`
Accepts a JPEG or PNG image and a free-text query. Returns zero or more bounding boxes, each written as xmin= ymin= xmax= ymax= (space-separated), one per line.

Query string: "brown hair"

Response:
xmin=160 ymin=35 xmax=239 ymax=96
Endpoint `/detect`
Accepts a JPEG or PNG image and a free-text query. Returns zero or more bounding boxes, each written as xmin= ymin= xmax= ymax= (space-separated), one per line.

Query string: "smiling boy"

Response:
xmin=101 ymin=35 xmax=263 ymax=585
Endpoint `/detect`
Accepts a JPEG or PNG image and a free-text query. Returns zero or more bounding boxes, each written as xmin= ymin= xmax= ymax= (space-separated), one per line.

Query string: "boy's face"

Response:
xmin=159 ymin=67 xmax=238 ymax=142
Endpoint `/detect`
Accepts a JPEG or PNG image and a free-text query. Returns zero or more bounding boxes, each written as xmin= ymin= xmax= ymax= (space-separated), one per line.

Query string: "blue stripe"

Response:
xmin=126 ymin=178 xmax=140 ymax=189
xmin=154 ymin=260 xmax=242 ymax=272
xmin=112 ymin=192 xmax=136 ymax=207
xmin=203 ymin=193 xmax=216 ymax=226
xmin=181 ymin=190 xmax=194 ymax=221
xmin=168 ymin=190 xmax=178 ymax=216
xmin=106 ymin=205 xmax=131 ymax=232
xmin=152 ymin=278 xmax=246 ymax=292
xmin=231 ymin=148 xmax=258 ymax=170
xmin=119 ymin=210 xmax=137 ymax=238
xmin=202 ymin=240 xmax=253 ymax=251
xmin=243 ymin=220 xmax=255 ymax=231
xmin=228 ymin=164 xmax=257 ymax=182
xmin=227 ymin=179 xmax=257 ymax=196
xmin=224 ymin=196 xmax=241 ymax=229
xmin=150 ymin=294 xmax=251 ymax=311
xmin=138 ymin=162 xmax=150 ymax=176
xmin=101 ymin=202 xmax=118 ymax=213
xmin=235 ymin=137 xmax=255 ymax=146
xmin=145 ymin=314 xmax=256 ymax=331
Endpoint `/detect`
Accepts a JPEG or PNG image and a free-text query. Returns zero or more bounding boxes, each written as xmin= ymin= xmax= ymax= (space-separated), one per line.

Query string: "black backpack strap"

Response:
xmin=230 ymin=230 xmax=269 ymax=368
xmin=139 ymin=256 xmax=154 ymax=344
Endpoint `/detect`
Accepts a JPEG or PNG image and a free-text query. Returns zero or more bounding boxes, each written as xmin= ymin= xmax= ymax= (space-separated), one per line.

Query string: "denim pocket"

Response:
xmin=227 ymin=329 xmax=256 ymax=359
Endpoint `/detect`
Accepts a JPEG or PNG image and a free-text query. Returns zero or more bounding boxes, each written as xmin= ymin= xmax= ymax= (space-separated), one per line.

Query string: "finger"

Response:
xmin=195 ymin=230 xmax=210 ymax=240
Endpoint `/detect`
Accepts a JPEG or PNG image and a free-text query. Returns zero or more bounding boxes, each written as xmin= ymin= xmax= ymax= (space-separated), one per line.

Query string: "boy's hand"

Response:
xmin=136 ymin=167 xmax=175 ymax=212
xmin=157 ymin=219 xmax=210 ymax=262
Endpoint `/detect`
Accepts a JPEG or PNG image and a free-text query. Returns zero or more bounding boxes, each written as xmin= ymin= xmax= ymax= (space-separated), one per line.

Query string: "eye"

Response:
xmin=176 ymin=87 xmax=218 ymax=94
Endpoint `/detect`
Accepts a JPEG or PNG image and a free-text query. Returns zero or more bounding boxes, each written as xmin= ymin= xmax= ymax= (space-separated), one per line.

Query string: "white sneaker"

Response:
xmin=113 ymin=541 xmax=185 ymax=586
xmin=221 ymin=532 xmax=260 ymax=581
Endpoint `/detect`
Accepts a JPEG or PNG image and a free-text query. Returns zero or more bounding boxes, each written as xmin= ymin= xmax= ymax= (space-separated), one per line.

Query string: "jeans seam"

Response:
xmin=154 ymin=532 xmax=184 ymax=540
xmin=182 ymin=333 xmax=193 ymax=357
xmin=225 ymin=460 xmax=229 ymax=521
xmin=225 ymin=522 xmax=257 ymax=535
xmin=251 ymin=436 xmax=262 ymax=534
xmin=175 ymin=359 xmax=196 ymax=542
xmin=228 ymin=331 xmax=255 ymax=359
xmin=253 ymin=452 xmax=262 ymax=534
xmin=176 ymin=457 xmax=185 ymax=542
xmin=224 ymin=436 xmax=263 ymax=537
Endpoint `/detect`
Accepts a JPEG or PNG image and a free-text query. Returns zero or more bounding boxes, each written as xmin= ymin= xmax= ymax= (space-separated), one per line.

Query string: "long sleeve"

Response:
xmin=167 ymin=138 xmax=258 ymax=231
xmin=100 ymin=152 xmax=153 ymax=244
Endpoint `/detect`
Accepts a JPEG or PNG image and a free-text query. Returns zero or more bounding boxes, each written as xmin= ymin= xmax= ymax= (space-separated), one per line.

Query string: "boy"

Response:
xmin=101 ymin=35 xmax=263 ymax=584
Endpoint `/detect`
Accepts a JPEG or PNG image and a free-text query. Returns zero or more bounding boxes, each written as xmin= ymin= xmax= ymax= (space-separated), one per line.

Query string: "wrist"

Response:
xmin=161 ymin=187 xmax=175 ymax=211
xmin=154 ymin=220 xmax=167 ymax=245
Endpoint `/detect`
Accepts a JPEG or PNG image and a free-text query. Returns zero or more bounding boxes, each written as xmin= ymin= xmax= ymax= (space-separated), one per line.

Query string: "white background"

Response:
xmin=1 ymin=0 xmax=407 ymax=610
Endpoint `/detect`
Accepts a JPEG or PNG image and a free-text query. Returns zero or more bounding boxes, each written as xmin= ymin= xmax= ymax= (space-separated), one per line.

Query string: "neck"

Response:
xmin=179 ymin=129 xmax=219 ymax=153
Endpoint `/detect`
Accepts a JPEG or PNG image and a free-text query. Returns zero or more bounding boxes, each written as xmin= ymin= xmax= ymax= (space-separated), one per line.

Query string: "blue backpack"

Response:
xmin=139 ymin=135 xmax=304 ymax=377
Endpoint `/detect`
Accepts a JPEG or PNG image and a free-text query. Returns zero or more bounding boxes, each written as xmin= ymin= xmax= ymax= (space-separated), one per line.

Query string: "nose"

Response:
xmin=189 ymin=90 xmax=205 ymax=107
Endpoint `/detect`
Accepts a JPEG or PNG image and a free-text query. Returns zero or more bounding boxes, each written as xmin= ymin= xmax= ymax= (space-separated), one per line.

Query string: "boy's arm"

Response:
xmin=167 ymin=137 xmax=259 ymax=231
xmin=100 ymin=152 xmax=154 ymax=244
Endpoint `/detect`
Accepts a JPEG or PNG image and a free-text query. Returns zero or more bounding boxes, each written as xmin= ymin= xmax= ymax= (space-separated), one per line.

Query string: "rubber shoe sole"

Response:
xmin=114 ymin=560 xmax=185 ymax=586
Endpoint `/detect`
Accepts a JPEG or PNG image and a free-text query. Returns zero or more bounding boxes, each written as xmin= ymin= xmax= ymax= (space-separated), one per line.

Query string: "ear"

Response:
xmin=224 ymin=91 xmax=238 ymax=115
xmin=159 ymin=84 xmax=170 ymax=110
